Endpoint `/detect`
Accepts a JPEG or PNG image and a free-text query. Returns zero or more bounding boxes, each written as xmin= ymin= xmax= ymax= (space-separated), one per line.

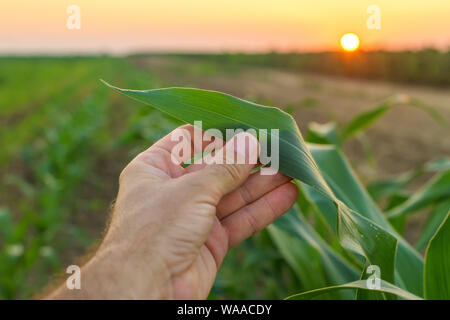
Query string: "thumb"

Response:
xmin=184 ymin=132 xmax=259 ymax=201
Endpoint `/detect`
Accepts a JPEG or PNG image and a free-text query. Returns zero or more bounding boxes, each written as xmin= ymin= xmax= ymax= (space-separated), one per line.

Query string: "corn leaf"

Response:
xmin=341 ymin=103 xmax=390 ymax=140
xmin=386 ymin=171 xmax=450 ymax=219
xmin=269 ymin=204 xmax=359 ymax=299
xmin=424 ymin=212 xmax=450 ymax=299
xmin=367 ymin=171 xmax=419 ymax=201
xmin=306 ymin=122 xmax=340 ymax=146
xmin=410 ymin=97 xmax=449 ymax=128
xmin=416 ymin=199 xmax=450 ymax=251
xmin=424 ymin=157 xmax=450 ymax=172
xmin=285 ymin=280 xmax=422 ymax=300
xmin=367 ymin=157 xmax=450 ymax=201
xmin=304 ymin=145 xmax=423 ymax=295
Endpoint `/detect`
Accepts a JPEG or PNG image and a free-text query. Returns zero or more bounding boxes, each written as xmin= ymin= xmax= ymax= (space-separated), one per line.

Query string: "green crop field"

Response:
xmin=0 ymin=57 xmax=181 ymax=298
xmin=0 ymin=54 xmax=449 ymax=299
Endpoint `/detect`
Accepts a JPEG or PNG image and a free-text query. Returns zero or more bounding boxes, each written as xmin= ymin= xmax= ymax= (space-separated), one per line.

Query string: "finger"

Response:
xmin=144 ymin=124 xmax=217 ymax=165
xmin=132 ymin=124 xmax=221 ymax=178
xmin=181 ymin=132 xmax=259 ymax=204
xmin=216 ymin=170 xmax=291 ymax=220
xmin=222 ymin=181 xmax=298 ymax=249
xmin=183 ymin=138 xmax=225 ymax=174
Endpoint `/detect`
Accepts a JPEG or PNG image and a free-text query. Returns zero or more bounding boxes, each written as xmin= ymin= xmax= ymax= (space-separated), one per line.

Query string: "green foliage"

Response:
xmin=0 ymin=57 xmax=168 ymax=298
xmin=416 ymin=200 xmax=450 ymax=251
xmin=0 ymin=55 xmax=448 ymax=300
xmin=424 ymin=213 xmax=450 ymax=299
xmin=386 ymin=171 xmax=450 ymax=219
xmin=341 ymin=103 xmax=390 ymax=140
xmin=105 ymin=83 xmax=449 ymax=299
xmin=285 ymin=280 xmax=421 ymax=300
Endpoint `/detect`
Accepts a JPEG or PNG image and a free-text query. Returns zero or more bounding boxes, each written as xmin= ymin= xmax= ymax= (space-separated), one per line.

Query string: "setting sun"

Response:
xmin=340 ymin=33 xmax=360 ymax=52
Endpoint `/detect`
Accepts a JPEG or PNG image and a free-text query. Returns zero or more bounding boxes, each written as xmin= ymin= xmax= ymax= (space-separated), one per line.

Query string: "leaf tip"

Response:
xmin=100 ymin=79 xmax=113 ymax=88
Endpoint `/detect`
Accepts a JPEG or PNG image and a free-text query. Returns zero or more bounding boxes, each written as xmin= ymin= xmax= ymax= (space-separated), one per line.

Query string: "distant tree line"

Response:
xmin=144 ymin=50 xmax=450 ymax=87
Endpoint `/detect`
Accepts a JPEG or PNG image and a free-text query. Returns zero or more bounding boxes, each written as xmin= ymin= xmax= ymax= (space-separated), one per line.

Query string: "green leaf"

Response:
xmin=0 ymin=208 xmax=13 ymax=239
xmin=103 ymin=82 xmax=421 ymax=297
xmin=305 ymin=145 xmax=423 ymax=296
xmin=424 ymin=212 xmax=450 ymax=299
xmin=416 ymin=199 xmax=450 ymax=251
xmin=367 ymin=171 xmax=419 ymax=201
xmin=425 ymin=157 xmax=450 ymax=172
xmin=367 ymin=157 xmax=450 ymax=201
xmin=285 ymin=280 xmax=422 ymax=300
xmin=269 ymin=205 xmax=359 ymax=299
xmin=306 ymin=122 xmax=340 ymax=146
xmin=384 ymin=193 xmax=410 ymax=234
xmin=356 ymin=263 xmax=391 ymax=300
xmin=367 ymin=157 xmax=450 ymax=200
xmin=337 ymin=203 xmax=397 ymax=286
xmin=410 ymin=97 xmax=449 ymax=128
xmin=354 ymin=133 xmax=377 ymax=169
xmin=386 ymin=171 xmax=450 ymax=219
xmin=341 ymin=103 xmax=390 ymax=140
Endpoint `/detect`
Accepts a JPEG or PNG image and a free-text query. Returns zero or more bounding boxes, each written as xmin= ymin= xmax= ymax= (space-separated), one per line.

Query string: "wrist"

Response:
xmin=48 ymin=235 xmax=172 ymax=299
xmin=90 ymin=236 xmax=172 ymax=299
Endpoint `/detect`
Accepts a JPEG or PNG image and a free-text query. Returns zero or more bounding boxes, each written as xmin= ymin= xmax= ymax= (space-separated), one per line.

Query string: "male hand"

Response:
xmin=48 ymin=125 xmax=297 ymax=299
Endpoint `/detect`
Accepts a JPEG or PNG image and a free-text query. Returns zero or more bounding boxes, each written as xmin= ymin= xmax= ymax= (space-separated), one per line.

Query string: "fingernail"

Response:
xmin=228 ymin=132 xmax=259 ymax=164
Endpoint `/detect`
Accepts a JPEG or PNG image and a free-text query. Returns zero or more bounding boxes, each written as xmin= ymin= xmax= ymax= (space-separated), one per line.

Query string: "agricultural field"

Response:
xmin=0 ymin=54 xmax=449 ymax=299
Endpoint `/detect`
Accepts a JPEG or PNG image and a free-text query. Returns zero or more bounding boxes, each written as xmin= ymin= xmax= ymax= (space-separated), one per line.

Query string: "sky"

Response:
xmin=1 ymin=0 xmax=449 ymax=54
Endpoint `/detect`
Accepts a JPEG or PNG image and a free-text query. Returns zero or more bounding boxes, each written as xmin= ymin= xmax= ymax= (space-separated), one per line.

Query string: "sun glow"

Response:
xmin=340 ymin=33 xmax=360 ymax=52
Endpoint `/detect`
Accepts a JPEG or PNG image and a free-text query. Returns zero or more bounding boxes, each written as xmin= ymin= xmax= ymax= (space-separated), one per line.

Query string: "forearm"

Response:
xmin=46 ymin=242 xmax=171 ymax=299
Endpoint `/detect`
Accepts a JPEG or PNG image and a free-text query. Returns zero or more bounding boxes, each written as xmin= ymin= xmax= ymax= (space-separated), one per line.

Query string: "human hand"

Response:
xmin=48 ymin=125 xmax=298 ymax=299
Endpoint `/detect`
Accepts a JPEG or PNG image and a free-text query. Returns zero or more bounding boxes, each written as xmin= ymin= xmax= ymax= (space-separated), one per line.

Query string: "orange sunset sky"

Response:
xmin=1 ymin=0 xmax=449 ymax=54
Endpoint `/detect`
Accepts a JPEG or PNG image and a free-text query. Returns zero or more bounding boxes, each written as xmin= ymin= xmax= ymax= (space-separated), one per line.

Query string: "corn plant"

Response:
xmin=104 ymin=81 xmax=449 ymax=300
xmin=0 ymin=58 xmax=178 ymax=299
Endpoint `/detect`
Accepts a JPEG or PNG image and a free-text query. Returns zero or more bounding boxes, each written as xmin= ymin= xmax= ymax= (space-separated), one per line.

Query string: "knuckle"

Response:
xmin=243 ymin=210 xmax=259 ymax=234
xmin=239 ymin=184 xmax=253 ymax=205
xmin=190 ymin=177 xmax=211 ymax=191
xmin=220 ymin=164 xmax=243 ymax=183
xmin=179 ymin=123 xmax=193 ymax=131
xmin=118 ymin=161 xmax=136 ymax=185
